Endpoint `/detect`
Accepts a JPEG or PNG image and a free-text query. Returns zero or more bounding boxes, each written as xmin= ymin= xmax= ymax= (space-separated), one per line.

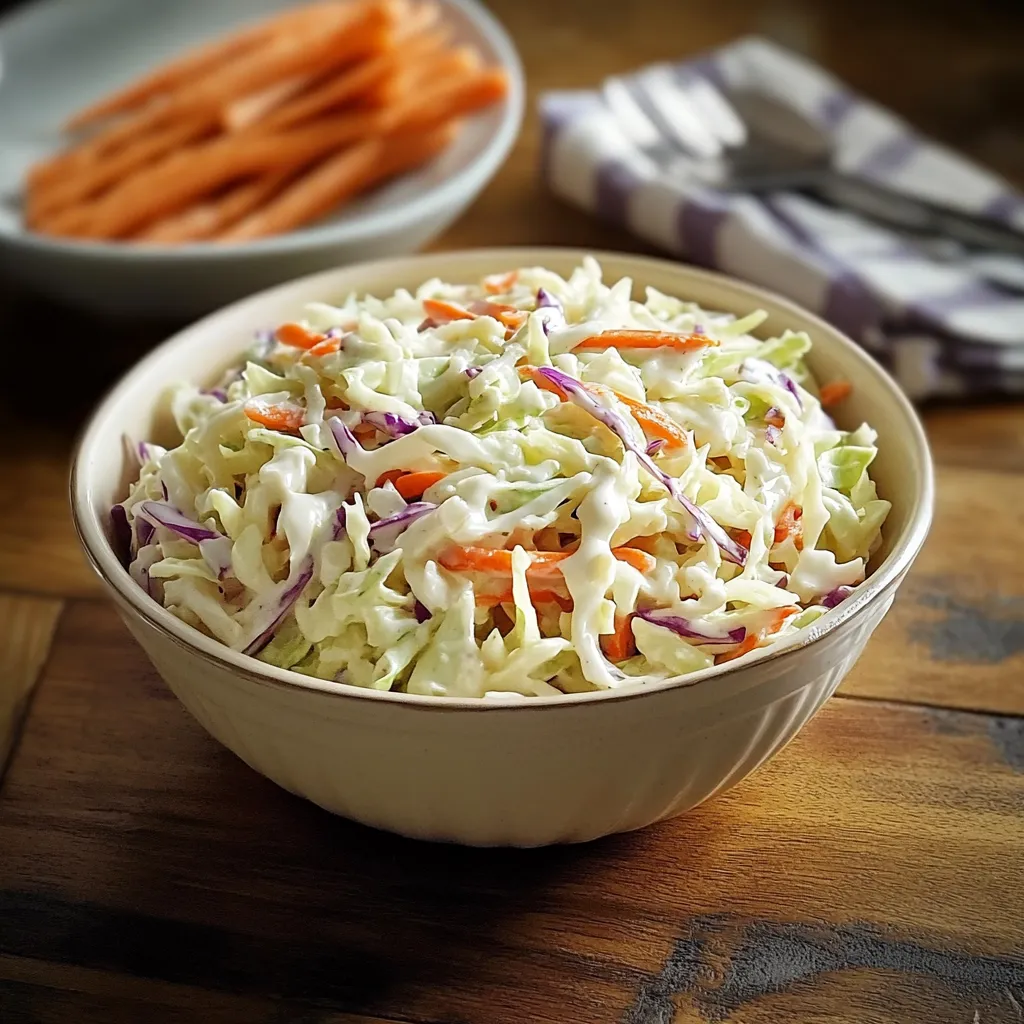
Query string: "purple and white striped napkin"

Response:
xmin=540 ymin=37 xmax=1024 ymax=399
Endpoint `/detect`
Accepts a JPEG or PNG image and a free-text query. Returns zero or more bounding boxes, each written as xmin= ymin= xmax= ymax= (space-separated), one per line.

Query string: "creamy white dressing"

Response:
xmin=122 ymin=259 xmax=889 ymax=696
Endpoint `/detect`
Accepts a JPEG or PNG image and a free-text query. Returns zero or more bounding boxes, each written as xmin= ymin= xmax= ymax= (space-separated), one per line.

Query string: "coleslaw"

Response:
xmin=116 ymin=259 xmax=890 ymax=697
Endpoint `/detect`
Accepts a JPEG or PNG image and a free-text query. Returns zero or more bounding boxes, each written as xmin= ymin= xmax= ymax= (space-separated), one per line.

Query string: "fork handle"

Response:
xmin=808 ymin=171 xmax=1024 ymax=257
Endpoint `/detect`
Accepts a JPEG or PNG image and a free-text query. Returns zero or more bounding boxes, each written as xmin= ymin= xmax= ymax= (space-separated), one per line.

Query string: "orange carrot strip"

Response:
xmin=765 ymin=409 xmax=786 ymax=428
xmin=819 ymin=380 xmax=853 ymax=408
xmin=716 ymin=605 xmax=800 ymax=664
xmin=391 ymin=471 xmax=446 ymax=500
xmin=734 ymin=530 xmax=753 ymax=550
xmin=482 ymin=270 xmax=518 ymax=294
xmin=309 ymin=335 xmax=342 ymax=357
xmin=134 ymin=171 xmax=294 ymax=243
xmin=62 ymin=2 xmax=352 ymax=130
xmin=773 ymin=503 xmax=803 ymax=551
xmin=520 ymin=366 xmax=689 ymax=450
xmin=50 ymin=64 xmax=501 ymax=240
xmin=716 ymin=634 xmax=758 ymax=665
xmin=468 ymin=299 xmax=527 ymax=330
xmin=218 ymin=121 xmax=458 ymax=242
xmin=29 ymin=117 xmax=214 ymax=221
xmin=255 ymin=26 xmax=447 ymax=132
xmin=439 ymin=545 xmax=655 ymax=577
xmin=600 ymin=614 xmax=637 ymax=662
xmin=423 ymin=298 xmax=475 ymax=323
xmin=574 ymin=330 xmax=717 ymax=352
xmin=276 ymin=322 xmax=324 ymax=349
xmin=614 ymin=392 xmax=689 ymax=450
xmin=243 ymin=398 xmax=304 ymax=432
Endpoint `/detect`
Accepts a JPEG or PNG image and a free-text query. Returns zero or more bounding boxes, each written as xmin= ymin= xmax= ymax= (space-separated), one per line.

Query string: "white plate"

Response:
xmin=0 ymin=0 xmax=524 ymax=316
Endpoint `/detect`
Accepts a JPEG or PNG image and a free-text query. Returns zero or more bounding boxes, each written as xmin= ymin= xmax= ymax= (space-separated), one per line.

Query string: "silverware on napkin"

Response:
xmin=604 ymin=66 xmax=1024 ymax=258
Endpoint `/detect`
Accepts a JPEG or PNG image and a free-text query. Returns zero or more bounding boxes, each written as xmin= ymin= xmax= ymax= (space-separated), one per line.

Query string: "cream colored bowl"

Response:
xmin=71 ymin=249 xmax=933 ymax=847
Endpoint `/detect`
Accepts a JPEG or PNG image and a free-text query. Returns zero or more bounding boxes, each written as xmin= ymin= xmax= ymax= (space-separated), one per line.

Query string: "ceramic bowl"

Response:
xmin=71 ymin=249 xmax=934 ymax=846
xmin=0 ymin=0 xmax=523 ymax=317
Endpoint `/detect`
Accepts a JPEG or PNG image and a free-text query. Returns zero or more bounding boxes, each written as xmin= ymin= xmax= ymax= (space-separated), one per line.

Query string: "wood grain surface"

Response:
xmin=1 ymin=0 xmax=1023 ymax=1020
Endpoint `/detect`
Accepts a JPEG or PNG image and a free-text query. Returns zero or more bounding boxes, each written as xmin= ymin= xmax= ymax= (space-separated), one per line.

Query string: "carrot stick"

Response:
xmin=63 ymin=2 xmax=353 ymax=130
xmin=243 ymin=398 xmax=304 ymax=432
xmin=217 ymin=121 xmax=457 ymax=242
xmin=133 ymin=171 xmax=294 ymax=243
xmin=36 ymin=1 xmax=392 ymax=197
xmin=819 ymin=380 xmax=853 ymax=407
xmin=773 ymin=503 xmax=803 ymax=550
xmin=28 ymin=117 xmax=214 ymax=221
xmin=765 ymin=408 xmax=786 ymax=428
xmin=574 ymin=330 xmax=718 ymax=352
xmin=253 ymin=25 xmax=447 ymax=132
xmin=221 ymin=76 xmax=315 ymax=133
xmin=600 ymin=614 xmax=636 ymax=662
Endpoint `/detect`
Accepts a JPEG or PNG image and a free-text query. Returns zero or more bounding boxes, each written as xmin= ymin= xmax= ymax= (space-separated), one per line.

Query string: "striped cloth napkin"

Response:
xmin=539 ymin=37 xmax=1024 ymax=399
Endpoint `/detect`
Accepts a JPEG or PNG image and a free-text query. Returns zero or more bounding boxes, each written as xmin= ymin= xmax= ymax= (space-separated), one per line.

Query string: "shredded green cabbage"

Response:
xmin=120 ymin=259 xmax=889 ymax=697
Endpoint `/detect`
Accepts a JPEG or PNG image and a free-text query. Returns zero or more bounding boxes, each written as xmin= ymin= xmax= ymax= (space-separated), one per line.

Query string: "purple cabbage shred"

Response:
xmin=242 ymin=556 xmax=315 ymax=656
xmin=635 ymin=608 xmax=746 ymax=645
xmin=534 ymin=367 xmax=746 ymax=565
xmin=822 ymin=585 xmax=855 ymax=609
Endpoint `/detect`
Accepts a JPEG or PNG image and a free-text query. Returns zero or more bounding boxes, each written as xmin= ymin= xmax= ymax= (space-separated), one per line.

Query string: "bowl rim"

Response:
xmin=0 ymin=0 xmax=525 ymax=261
xmin=71 ymin=246 xmax=934 ymax=712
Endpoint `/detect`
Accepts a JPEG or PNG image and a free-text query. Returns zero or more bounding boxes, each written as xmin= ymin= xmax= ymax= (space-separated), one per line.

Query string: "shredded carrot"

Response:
xmin=734 ymin=530 xmax=753 ymax=550
xmin=520 ymin=365 xmax=689 ymax=450
xmin=422 ymin=298 xmax=474 ymax=323
xmin=243 ymin=398 xmax=304 ymax=432
xmin=391 ymin=470 xmax=446 ymax=500
xmin=468 ymin=299 xmax=527 ymax=331
xmin=716 ymin=634 xmax=758 ymax=665
xmin=765 ymin=409 xmax=786 ymax=429
xmin=574 ymin=330 xmax=717 ymax=352
xmin=276 ymin=322 xmax=324 ymax=350
xmin=482 ymin=270 xmax=518 ymax=294
xmin=615 ymin=392 xmax=689 ymax=450
xmin=716 ymin=605 xmax=800 ymax=664
xmin=375 ymin=469 xmax=405 ymax=489
xmin=773 ymin=503 xmax=804 ymax=551
xmin=308 ymin=335 xmax=341 ymax=357
xmin=439 ymin=545 xmax=655 ymax=577
xmin=819 ymin=380 xmax=853 ymax=408
xmin=600 ymin=614 xmax=637 ymax=662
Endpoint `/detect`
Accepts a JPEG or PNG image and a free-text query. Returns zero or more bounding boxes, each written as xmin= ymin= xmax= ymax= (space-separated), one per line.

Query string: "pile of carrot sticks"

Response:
xmin=25 ymin=0 xmax=508 ymax=244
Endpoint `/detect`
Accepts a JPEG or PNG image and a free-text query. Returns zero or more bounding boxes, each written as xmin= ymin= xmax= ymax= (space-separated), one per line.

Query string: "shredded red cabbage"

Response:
xmin=635 ymin=608 xmax=746 ymax=645
xmin=361 ymin=410 xmax=434 ymax=438
xmin=744 ymin=359 xmax=803 ymax=411
xmin=368 ymin=502 xmax=436 ymax=553
xmin=535 ymin=288 xmax=565 ymax=335
xmin=464 ymin=366 xmax=483 ymax=379
xmin=413 ymin=600 xmax=431 ymax=623
xmin=646 ymin=438 xmax=667 ymax=456
xmin=110 ymin=504 xmax=131 ymax=566
xmin=822 ymin=585 xmax=854 ymax=608
xmin=765 ymin=424 xmax=782 ymax=447
xmin=135 ymin=500 xmax=233 ymax=578
xmin=242 ymin=556 xmax=315 ymax=656
xmin=534 ymin=367 xmax=747 ymax=565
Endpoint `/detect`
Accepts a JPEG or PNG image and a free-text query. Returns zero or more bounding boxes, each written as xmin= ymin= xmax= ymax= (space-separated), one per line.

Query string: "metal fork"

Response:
xmin=604 ymin=65 xmax=1024 ymax=258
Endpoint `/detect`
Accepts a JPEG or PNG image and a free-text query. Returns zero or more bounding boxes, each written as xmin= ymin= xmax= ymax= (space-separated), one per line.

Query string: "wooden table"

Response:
xmin=2 ymin=1 xmax=1023 ymax=1021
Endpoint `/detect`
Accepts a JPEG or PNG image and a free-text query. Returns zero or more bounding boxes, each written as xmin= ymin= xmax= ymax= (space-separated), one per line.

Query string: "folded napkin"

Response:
xmin=540 ymin=37 xmax=1024 ymax=399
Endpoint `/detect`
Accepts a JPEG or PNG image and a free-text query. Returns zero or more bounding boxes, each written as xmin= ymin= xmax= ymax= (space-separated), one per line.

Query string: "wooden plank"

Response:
xmin=0 ymin=600 xmax=1021 ymax=1024
xmin=0 ymin=594 xmax=63 ymax=779
xmin=0 ymin=955 xmax=406 ymax=1024
xmin=840 ymin=464 xmax=1024 ymax=714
